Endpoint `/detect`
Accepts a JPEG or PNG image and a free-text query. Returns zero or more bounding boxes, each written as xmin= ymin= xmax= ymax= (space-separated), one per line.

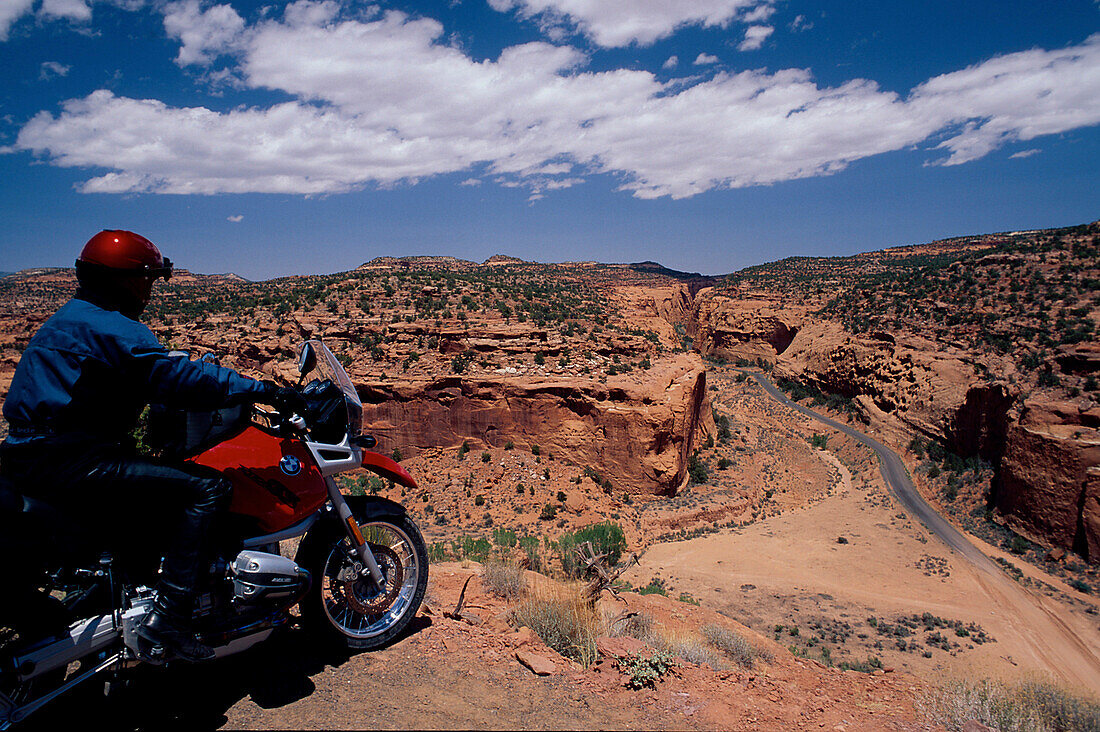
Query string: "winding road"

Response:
xmin=743 ymin=369 xmax=1100 ymax=693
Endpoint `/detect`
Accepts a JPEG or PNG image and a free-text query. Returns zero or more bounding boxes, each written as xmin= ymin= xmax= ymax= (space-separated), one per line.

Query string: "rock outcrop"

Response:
xmin=689 ymin=290 xmax=804 ymax=363
xmin=686 ymin=297 xmax=1098 ymax=562
xmin=356 ymin=354 xmax=710 ymax=496
xmin=774 ymin=319 xmax=1016 ymax=461
xmin=996 ymin=398 xmax=1100 ymax=561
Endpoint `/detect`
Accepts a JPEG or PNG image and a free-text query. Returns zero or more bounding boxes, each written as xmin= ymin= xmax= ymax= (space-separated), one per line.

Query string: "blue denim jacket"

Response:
xmin=3 ymin=296 xmax=266 ymax=446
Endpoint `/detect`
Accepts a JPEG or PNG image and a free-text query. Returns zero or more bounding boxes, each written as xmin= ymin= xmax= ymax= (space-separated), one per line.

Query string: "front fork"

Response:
xmin=324 ymin=477 xmax=386 ymax=590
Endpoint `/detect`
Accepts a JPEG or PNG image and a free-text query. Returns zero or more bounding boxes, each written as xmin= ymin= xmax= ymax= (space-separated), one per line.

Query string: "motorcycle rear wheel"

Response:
xmin=297 ymin=503 xmax=427 ymax=650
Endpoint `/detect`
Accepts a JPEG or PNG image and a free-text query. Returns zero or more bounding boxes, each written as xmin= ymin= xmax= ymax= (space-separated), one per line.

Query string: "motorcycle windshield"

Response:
xmin=301 ymin=340 xmax=363 ymax=436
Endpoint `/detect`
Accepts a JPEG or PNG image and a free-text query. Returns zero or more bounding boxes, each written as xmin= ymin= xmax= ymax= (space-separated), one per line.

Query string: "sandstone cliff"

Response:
xmin=689 ymin=289 xmax=805 ymax=363
xmin=776 ymin=319 xmax=1016 ymax=462
xmin=997 ymin=398 xmax=1100 ymax=560
xmin=684 ymin=285 xmax=1099 ymax=562
xmin=355 ymin=354 xmax=710 ymax=496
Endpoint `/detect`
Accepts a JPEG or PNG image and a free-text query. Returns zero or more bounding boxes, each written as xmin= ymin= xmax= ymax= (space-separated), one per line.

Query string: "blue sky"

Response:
xmin=1 ymin=0 xmax=1097 ymax=279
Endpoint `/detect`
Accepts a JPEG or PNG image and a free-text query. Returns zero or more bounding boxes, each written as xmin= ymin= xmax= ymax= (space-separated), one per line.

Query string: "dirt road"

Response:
xmin=745 ymin=371 xmax=1100 ymax=693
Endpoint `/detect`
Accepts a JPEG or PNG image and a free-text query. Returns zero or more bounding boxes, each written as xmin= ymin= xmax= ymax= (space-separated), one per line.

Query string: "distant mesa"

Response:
xmin=357 ymin=255 xmax=478 ymax=271
xmin=484 ymin=255 xmax=527 ymax=265
xmin=626 ymin=261 xmax=706 ymax=280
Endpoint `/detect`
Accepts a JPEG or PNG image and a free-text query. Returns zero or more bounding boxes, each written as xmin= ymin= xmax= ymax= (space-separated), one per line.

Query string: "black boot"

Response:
xmin=136 ymin=589 xmax=215 ymax=663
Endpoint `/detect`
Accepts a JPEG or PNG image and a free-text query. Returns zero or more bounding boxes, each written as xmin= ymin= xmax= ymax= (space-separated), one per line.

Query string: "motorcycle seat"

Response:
xmin=0 ymin=476 xmax=91 ymax=563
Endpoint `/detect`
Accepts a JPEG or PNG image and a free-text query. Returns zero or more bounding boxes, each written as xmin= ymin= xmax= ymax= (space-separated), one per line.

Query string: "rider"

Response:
xmin=0 ymin=230 xmax=301 ymax=662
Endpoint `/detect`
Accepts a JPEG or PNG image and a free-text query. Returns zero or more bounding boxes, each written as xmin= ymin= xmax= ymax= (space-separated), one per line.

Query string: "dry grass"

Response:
xmin=660 ymin=630 xmax=726 ymax=670
xmin=605 ymin=611 xmax=745 ymax=671
xmin=700 ymin=623 xmax=769 ymax=668
xmin=918 ymin=675 xmax=1100 ymax=732
xmin=480 ymin=560 xmax=528 ymax=601
xmin=607 ymin=610 xmax=658 ymax=643
xmin=510 ymin=584 xmax=598 ymax=665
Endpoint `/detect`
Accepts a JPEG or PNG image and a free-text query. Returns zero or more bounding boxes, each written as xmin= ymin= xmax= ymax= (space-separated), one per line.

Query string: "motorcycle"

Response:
xmin=0 ymin=340 xmax=428 ymax=728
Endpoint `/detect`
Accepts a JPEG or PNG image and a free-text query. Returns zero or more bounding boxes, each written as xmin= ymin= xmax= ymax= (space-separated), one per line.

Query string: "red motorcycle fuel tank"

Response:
xmin=188 ymin=426 xmax=327 ymax=533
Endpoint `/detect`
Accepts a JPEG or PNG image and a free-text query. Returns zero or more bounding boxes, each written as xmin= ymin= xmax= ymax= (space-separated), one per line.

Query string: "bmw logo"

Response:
xmin=279 ymin=455 xmax=302 ymax=476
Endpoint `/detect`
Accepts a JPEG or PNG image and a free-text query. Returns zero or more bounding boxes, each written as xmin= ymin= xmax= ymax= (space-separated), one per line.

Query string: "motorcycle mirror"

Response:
xmin=298 ymin=342 xmax=317 ymax=376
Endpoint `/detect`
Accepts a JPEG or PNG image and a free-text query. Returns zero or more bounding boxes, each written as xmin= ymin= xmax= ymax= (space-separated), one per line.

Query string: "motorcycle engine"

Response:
xmin=229 ymin=550 xmax=310 ymax=605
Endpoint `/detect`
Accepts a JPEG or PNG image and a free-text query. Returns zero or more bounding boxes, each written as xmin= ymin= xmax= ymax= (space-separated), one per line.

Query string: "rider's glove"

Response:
xmin=261 ymin=381 xmax=308 ymax=416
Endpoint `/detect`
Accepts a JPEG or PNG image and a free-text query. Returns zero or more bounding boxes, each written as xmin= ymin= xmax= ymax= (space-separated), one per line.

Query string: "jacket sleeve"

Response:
xmin=119 ymin=322 xmax=269 ymax=410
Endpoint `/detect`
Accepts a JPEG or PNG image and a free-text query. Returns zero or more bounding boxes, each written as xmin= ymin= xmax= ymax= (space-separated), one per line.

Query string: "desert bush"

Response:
xmin=491 ymin=527 xmax=518 ymax=548
xmin=480 ymin=560 xmax=527 ymax=601
xmin=511 ymin=588 xmax=597 ymax=665
xmin=556 ymin=521 xmax=627 ymax=578
xmin=427 ymin=542 xmax=448 ymax=563
xmin=454 ymin=535 xmax=491 ymax=563
xmin=620 ymin=650 xmax=678 ymax=689
xmin=518 ymin=535 xmax=541 ymax=572
xmin=918 ymin=676 xmax=1100 ymax=732
xmin=701 ymin=623 xmax=770 ymax=668
xmin=688 ymin=453 xmax=709 ymax=485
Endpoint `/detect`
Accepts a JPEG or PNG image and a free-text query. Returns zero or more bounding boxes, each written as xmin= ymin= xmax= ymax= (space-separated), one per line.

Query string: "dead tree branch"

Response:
xmin=575 ymin=541 xmax=638 ymax=607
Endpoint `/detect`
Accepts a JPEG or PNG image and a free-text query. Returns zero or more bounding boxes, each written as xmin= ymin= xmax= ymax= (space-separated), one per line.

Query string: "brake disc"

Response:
xmin=343 ymin=544 xmax=403 ymax=615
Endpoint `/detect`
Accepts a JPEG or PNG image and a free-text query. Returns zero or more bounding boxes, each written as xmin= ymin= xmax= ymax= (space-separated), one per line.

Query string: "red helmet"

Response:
xmin=77 ymin=230 xmax=173 ymax=280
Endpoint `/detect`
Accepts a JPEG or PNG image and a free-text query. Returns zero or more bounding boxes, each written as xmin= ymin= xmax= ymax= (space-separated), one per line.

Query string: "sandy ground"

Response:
xmin=625 ymin=370 xmax=1100 ymax=699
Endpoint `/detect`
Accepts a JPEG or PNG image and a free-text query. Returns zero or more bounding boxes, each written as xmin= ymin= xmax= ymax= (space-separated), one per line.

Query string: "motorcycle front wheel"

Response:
xmin=297 ymin=501 xmax=428 ymax=650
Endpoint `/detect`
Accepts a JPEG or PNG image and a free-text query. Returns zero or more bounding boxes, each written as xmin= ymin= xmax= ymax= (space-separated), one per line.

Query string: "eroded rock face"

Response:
xmin=996 ymin=399 xmax=1100 ymax=561
xmin=685 ymin=296 xmax=1100 ymax=562
xmin=775 ymin=320 xmax=1015 ymax=461
xmin=356 ymin=355 xmax=709 ymax=496
xmin=690 ymin=290 xmax=802 ymax=362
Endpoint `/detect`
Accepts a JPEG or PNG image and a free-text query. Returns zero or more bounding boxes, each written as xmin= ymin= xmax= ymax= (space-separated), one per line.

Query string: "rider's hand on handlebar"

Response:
xmin=261 ymin=381 xmax=307 ymax=417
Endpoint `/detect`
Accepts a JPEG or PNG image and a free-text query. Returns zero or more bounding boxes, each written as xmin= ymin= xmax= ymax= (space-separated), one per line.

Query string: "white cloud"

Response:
xmin=12 ymin=8 xmax=1100 ymax=201
xmin=909 ymin=34 xmax=1100 ymax=165
xmin=1009 ymin=148 xmax=1041 ymax=158
xmin=693 ymin=52 xmax=719 ymax=65
xmin=162 ymin=0 xmax=245 ymax=66
xmin=3 ymin=0 xmax=143 ymax=42
xmin=738 ymin=24 xmax=772 ymax=51
xmin=227 ymin=213 xmax=243 ymax=221
xmin=39 ymin=0 xmax=91 ymax=21
xmin=488 ymin=0 xmax=774 ymax=47
xmin=40 ymin=60 xmax=71 ymax=79
xmin=790 ymin=14 xmax=812 ymax=32
xmin=662 ymin=55 xmax=678 ymax=69
xmin=0 ymin=0 xmax=37 ymax=39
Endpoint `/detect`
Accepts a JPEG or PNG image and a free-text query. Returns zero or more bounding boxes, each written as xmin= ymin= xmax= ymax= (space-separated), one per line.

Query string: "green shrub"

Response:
xmin=492 ymin=527 xmax=518 ymax=548
xmin=620 ymin=650 xmax=677 ymax=689
xmin=427 ymin=542 xmax=448 ymax=563
xmin=459 ymin=535 xmax=491 ymax=563
xmin=638 ymin=577 xmax=668 ymax=596
xmin=688 ymin=453 xmax=709 ymax=485
xmin=556 ymin=522 xmax=627 ymax=578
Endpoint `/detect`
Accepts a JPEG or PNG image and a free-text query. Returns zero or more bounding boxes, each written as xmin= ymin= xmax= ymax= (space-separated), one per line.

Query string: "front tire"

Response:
xmin=297 ymin=500 xmax=428 ymax=650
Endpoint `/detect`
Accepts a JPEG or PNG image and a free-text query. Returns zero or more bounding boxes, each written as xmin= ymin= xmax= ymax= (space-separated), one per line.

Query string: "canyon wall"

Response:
xmin=997 ymin=399 xmax=1100 ymax=560
xmin=355 ymin=354 xmax=710 ymax=496
xmin=687 ymin=290 xmax=1099 ymax=562
xmin=690 ymin=289 xmax=802 ymax=363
